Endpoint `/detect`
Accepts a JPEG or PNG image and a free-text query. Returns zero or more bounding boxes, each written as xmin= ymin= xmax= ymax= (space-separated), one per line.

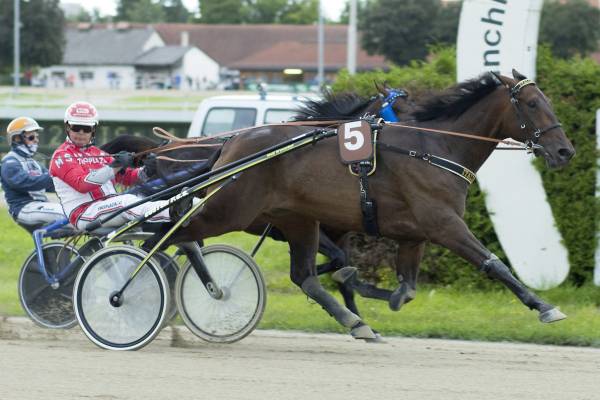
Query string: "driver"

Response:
xmin=49 ymin=101 xmax=187 ymax=230
xmin=1 ymin=117 xmax=66 ymax=230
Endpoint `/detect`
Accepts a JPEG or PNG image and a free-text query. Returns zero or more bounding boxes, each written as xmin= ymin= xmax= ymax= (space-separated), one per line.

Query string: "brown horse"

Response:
xmin=169 ymin=70 xmax=574 ymax=340
xmin=101 ymin=85 xmax=416 ymax=317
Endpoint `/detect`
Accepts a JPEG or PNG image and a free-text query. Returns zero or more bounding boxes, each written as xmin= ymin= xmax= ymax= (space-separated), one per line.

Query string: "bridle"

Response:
xmin=378 ymin=89 xmax=408 ymax=122
xmin=508 ymin=78 xmax=562 ymax=153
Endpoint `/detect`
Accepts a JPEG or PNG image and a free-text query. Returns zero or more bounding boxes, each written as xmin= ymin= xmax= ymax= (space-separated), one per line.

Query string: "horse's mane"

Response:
xmin=413 ymin=73 xmax=500 ymax=122
xmin=294 ymin=90 xmax=374 ymax=120
xmin=100 ymin=134 xmax=160 ymax=154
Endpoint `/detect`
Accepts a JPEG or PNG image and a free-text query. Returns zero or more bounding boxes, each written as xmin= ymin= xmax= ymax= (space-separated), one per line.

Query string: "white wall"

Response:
xmin=41 ymin=65 xmax=136 ymax=90
xmin=179 ymin=48 xmax=220 ymax=90
xmin=142 ymin=32 xmax=165 ymax=52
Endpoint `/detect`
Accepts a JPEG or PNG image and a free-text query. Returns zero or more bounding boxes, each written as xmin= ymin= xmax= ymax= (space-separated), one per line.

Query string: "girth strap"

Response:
xmin=357 ymin=161 xmax=380 ymax=236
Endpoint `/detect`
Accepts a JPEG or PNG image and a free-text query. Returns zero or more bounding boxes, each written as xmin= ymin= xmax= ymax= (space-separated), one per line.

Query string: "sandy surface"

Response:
xmin=0 ymin=323 xmax=599 ymax=400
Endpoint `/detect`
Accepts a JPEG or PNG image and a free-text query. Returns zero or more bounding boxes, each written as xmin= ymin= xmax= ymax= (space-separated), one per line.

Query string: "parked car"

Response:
xmin=187 ymin=94 xmax=309 ymax=138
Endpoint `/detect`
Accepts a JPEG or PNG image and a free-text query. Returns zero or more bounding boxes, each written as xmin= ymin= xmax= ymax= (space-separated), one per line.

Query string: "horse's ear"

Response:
xmin=374 ymin=80 xmax=389 ymax=96
xmin=512 ymin=69 xmax=527 ymax=81
xmin=491 ymin=71 xmax=511 ymax=88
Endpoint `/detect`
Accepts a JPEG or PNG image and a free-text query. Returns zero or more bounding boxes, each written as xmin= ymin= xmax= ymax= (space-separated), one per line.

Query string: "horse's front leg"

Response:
xmin=388 ymin=240 xmax=425 ymax=311
xmin=428 ymin=215 xmax=566 ymax=323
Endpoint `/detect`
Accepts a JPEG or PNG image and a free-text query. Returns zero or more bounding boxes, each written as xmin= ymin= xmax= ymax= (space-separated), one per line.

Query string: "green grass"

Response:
xmin=1 ymin=212 xmax=599 ymax=346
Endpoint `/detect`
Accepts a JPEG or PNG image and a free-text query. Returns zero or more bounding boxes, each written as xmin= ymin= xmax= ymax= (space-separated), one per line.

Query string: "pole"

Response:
xmin=317 ymin=0 xmax=324 ymax=88
xmin=347 ymin=0 xmax=357 ymax=75
xmin=13 ymin=0 xmax=20 ymax=94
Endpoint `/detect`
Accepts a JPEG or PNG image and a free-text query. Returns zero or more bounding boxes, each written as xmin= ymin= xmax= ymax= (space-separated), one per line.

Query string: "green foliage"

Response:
xmin=116 ymin=0 xmax=190 ymax=23
xmin=540 ymin=0 xmax=600 ymax=59
xmin=0 ymin=0 xmax=65 ymax=69
xmin=163 ymin=0 xmax=192 ymax=23
xmin=199 ymin=0 xmax=245 ymax=23
xmin=535 ymin=46 xmax=600 ymax=284
xmin=199 ymin=0 xmax=318 ymax=24
xmin=333 ymin=46 xmax=600 ymax=286
xmin=277 ymin=0 xmax=318 ymax=24
xmin=359 ymin=0 xmax=460 ymax=65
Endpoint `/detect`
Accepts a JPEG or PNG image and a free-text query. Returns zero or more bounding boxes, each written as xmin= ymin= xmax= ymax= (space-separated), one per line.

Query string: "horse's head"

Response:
xmin=493 ymin=69 xmax=575 ymax=168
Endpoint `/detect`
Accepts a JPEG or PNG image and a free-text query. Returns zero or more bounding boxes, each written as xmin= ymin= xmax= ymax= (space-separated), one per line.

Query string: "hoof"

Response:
xmin=350 ymin=322 xmax=377 ymax=341
xmin=539 ymin=307 xmax=567 ymax=323
xmin=331 ymin=266 xmax=358 ymax=284
xmin=388 ymin=283 xmax=416 ymax=312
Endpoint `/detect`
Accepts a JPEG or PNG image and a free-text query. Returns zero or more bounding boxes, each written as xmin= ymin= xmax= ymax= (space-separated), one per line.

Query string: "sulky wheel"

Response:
xmin=18 ymin=242 xmax=81 ymax=329
xmin=175 ymin=244 xmax=266 ymax=344
xmin=73 ymin=245 xmax=169 ymax=351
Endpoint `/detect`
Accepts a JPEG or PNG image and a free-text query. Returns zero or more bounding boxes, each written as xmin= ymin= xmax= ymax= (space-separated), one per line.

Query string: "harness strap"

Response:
xmin=379 ymin=142 xmax=476 ymax=184
xmin=357 ymin=161 xmax=380 ymax=237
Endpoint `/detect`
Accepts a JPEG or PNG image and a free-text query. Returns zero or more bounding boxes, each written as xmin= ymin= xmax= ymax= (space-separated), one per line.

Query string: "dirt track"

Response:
xmin=1 ymin=323 xmax=599 ymax=400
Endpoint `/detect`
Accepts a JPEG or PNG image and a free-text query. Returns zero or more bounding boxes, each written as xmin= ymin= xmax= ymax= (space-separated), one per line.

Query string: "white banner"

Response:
xmin=457 ymin=0 xmax=570 ymax=290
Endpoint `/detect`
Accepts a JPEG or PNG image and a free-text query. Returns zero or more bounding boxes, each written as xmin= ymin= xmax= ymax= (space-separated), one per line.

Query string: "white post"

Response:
xmin=595 ymin=109 xmax=600 ymax=285
xmin=13 ymin=0 xmax=20 ymax=94
xmin=317 ymin=0 xmax=324 ymax=87
xmin=347 ymin=0 xmax=357 ymax=75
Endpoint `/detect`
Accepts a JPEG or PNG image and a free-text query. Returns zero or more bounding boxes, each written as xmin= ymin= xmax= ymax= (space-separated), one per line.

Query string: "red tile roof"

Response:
xmin=153 ymin=23 xmax=388 ymax=70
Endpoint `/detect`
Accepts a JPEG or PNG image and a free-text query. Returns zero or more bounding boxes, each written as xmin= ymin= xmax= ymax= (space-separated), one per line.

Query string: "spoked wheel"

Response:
xmin=73 ymin=245 xmax=169 ymax=351
xmin=18 ymin=242 xmax=80 ymax=329
xmin=152 ymin=251 xmax=180 ymax=322
xmin=175 ymin=244 xmax=266 ymax=344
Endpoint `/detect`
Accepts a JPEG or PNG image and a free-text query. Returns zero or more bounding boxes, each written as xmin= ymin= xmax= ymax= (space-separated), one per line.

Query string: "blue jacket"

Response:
xmin=1 ymin=147 xmax=55 ymax=217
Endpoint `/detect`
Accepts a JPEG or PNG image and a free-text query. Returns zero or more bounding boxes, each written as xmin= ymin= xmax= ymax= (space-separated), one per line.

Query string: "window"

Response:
xmin=202 ymin=108 xmax=257 ymax=136
xmin=79 ymin=71 xmax=94 ymax=80
xmin=264 ymin=109 xmax=297 ymax=124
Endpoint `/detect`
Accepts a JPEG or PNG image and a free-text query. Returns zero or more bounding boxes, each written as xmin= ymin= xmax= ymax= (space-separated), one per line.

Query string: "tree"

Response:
xmin=244 ymin=0 xmax=288 ymax=23
xmin=339 ymin=0 xmax=369 ymax=24
xmin=0 ymin=0 xmax=65 ymax=69
xmin=200 ymin=0 xmax=317 ymax=24
xmin=116 ymin=0 xmax=166 ymax=22
xmin=163 ymin=0 xmax=191 ymax=22
xmin=539 ymin=0 xmax=600 ymax=58
xmin=278 ymin=0 xmax=318 ymax=24
xmin=430 ymin=0 xmax=461 ymax=45
xmin=199 ymin=0 xmax=245 ymax=23
xmin=65 ymin=8 xmax=93 ymax=23
xmin=360 ymin=0 xmax=442 ymax=65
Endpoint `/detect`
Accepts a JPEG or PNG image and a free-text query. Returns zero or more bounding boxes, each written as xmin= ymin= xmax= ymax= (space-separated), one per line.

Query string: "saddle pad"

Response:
xmin=337 ymin=121 xmax=373 ymax=164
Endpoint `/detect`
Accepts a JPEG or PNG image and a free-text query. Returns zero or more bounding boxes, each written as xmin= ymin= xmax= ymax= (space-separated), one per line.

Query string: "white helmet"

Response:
xmin=64 ymin=101 xmax=99 ymax=127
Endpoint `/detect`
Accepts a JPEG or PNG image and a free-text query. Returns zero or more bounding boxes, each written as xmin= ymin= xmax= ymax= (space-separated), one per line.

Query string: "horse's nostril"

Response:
xmin=558 ymin=148 xmax=575 ymax=160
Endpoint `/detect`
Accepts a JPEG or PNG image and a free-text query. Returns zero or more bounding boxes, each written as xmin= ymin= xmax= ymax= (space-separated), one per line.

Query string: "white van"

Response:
xmin=187 ymin=94 xmax=307 ymax=138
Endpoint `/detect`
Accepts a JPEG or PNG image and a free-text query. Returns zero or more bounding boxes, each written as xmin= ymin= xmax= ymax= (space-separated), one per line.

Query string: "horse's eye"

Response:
xmin=527 ymin=100 xmax=537 ymax=108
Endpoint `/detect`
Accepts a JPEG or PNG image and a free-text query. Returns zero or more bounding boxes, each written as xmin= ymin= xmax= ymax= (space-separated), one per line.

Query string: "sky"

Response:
xmin=60 ymin=0 xmax=347 ymax=21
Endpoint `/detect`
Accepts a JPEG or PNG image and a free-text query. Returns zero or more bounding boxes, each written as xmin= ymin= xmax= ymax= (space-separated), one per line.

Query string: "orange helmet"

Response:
xmin=6 ymin=117 xmax=43 ymax=144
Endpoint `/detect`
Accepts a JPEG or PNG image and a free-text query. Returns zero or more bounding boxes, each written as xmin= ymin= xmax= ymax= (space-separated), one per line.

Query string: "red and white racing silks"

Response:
xmin=49 ymin=139 xmax=139 ymax=225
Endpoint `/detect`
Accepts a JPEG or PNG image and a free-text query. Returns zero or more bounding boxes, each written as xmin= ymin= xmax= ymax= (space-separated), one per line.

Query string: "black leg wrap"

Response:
xmin=301 ymin=276 xmax=360 ymax=328
xmin=481 ymin=254 xmax=551 ymax=312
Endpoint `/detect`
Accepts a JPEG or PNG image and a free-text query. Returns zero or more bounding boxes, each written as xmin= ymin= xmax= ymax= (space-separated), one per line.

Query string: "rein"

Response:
xmin=386 ymin=122 xmax=527 ymax=149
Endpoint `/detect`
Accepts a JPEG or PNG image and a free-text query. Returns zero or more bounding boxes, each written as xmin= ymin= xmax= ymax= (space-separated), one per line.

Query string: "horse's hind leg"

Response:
xmin=429 ymin=215 xmax=566 ymax=323
xmin=277 ymin=217 xmax=378 ymax=341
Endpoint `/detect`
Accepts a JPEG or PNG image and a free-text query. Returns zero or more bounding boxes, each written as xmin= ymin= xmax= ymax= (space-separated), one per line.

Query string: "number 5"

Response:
xmin=344 ymin=121 xmax=364 ymax=151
